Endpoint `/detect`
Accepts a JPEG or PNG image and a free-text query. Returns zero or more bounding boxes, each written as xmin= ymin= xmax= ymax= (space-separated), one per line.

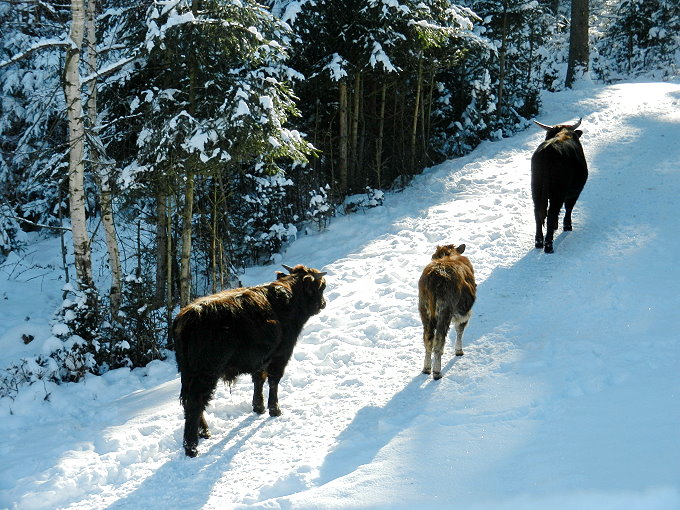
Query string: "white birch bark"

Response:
xmin=64 ymin=0 xmax=94 ymax=290
xmin=85 ymin=0 xmax=122 ymax=317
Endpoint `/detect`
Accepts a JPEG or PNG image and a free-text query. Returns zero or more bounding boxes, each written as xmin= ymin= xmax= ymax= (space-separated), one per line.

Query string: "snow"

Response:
xmin=324 ymin=53 xmax=348 ymax=81
xmin=1 ymin=81 xmax=680 ymax=509
xmin=369 ymin=42 xmax=398 ymax=73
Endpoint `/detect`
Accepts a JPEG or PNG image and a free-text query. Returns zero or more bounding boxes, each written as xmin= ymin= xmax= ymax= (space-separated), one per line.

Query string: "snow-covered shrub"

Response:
xmin=307 ymin=185 xmax=332 ymax=230
xmin=343 ymin=187 xmax=385 ymax=214
xmin=100 ymin=272 xmax=168 ymax=370
xmin=49 ymin=284 xmax=101 ymax=382
xmin=240 ymin=171 xmax=300 ymax=263
xmin=0 ymin=204 xmax=27 ymax=261
xmin=0 ymin=356 xmax=57 ymax=400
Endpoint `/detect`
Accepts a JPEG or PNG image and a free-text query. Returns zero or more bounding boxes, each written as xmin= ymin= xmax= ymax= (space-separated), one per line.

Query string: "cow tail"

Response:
xmin=532 ymin=152 xmax=551 ymax=226
xmin=173 ymin=313 xmax=191 ymax=407
xmin=173 ymin=313 xmax=188 ymax=374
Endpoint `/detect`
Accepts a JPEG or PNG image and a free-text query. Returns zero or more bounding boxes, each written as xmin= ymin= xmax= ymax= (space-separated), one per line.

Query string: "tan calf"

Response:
xmin=418 ymin=244 xmax=476 ymax=379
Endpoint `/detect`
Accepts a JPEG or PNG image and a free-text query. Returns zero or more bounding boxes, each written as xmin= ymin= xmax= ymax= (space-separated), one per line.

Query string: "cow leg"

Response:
xmin=544 ymin=199 xmax=563 ymax=254
xmin=252 ymin=371 xmax=267 ymax=415
xmin=454 ymin=320 xmax=468 ymax=357
xmin=181 ymin=374 xmax=217 ymax=457
xmin=421 ymin=316 xmax=435 ymax=375
xmin=265 ymin=359 xmax=287 ymax=417
xmin=199 ymin=414 xmax=211 ymax=439
xmin=432 ymin=307 xmax=453 ymax=380
xmin=534 ymin=206 xmax=546 ymax=249
xmin=563 ymin=196 xmax=577 ymax=231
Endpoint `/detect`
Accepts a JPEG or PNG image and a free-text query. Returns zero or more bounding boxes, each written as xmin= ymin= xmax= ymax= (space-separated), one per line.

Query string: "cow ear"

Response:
xmin=457 ymin=244 xmax=466 ymax=254
xmin=276 ymin=271 xmax=286 ymax=280
xmin=574 ymin=130 xmax=583 ymax=139
xmin=302 ymin=274 xmax=317 ymax=294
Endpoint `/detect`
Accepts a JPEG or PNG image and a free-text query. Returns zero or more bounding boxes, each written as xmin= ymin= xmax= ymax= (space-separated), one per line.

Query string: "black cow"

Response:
xmin=174 ymin=264 xmax=327 ymax=457
xmin=531 ymin=118 xmax=588 ymax=253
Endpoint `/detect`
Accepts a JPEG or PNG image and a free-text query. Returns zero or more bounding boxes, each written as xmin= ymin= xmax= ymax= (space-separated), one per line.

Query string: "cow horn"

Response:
xmin=282 ymin=264 xmax=295 ymax=273
xmin=314 ymin=272 xmax=327 ymax=280
xmin=533 ymin=120 xmax=553 ymax=131
xmin=571 ymin=117 xmax=582 ymax=129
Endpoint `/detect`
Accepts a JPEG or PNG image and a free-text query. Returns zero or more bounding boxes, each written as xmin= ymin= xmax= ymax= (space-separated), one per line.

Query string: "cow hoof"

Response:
xmin=184 ymin=442 xmax=198 ymax=458
xmin=544 ymin=243 xmax=554 ymax=254
xmin=253 ymin=404 xmax=266 ymax=415
xmin=199 ymin=428 xmax=211 ymax=439
xmin=432 ymin=372 xmax=442 ymax=380
xmin=535 ymin=240 xmax=543 ymax=249
xmin=269 ymin=407 xmax=282 ymax=417
xmin=563 ymin=224 xmax=573 ymax=231
xmin=422 ymin=367 xmax=431 ymax=375
xmin=455 ymin=350 xmax=464 ymax=357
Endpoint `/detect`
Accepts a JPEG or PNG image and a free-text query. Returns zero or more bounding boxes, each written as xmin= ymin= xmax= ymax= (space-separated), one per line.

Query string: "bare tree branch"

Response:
xmin=6 ymin=215 xmax=71 ymax=232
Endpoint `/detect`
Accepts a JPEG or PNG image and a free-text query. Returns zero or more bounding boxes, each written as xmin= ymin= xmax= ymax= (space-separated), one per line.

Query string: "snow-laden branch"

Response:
xmin=0 ymin=37 xmax=138 ymax=86
xmin=81 ymin=56 xmax=136 ymax=86
xmin=0 ymin=39 xmax=70 ymax=70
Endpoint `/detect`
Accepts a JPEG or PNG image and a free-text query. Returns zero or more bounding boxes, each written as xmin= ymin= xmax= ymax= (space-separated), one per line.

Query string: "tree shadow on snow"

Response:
xmin=310 ymin=108 xmax=680 ymax=492
xmin=107 ymin=414 xmax=268 ymax=510
xmin=312 ymin=244 xmax=552 ymax=488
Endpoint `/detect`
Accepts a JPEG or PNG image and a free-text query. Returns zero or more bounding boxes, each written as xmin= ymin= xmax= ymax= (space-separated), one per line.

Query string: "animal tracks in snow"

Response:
xmin=5 ymin=82 xmax=680 ymax=510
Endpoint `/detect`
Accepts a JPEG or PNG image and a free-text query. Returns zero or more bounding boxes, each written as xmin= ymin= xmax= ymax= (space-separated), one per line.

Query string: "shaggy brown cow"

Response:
xmin=531 ymin=118 xmax=588 ymax=253
xmin=418 ymin=244 xmax=476 ymax=380
xmin=174 ymin=264 xmax=327 ymax=457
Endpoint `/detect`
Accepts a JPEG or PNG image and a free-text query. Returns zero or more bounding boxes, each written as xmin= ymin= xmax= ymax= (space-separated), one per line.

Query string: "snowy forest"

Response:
xmin=1 ymin=0 xmax=679 ymax=396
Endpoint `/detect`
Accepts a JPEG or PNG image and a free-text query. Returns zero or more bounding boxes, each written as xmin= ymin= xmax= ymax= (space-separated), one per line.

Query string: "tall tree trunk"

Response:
xmin=565 ymin=0 xmax=589 ymax=88
xmin=411 ymin=54 xmax=423 ymax=173
xmin=497 ymin=6 xmax=509 ymax=124
xmin=211 ymin=183 xmax=218 ymax=294
xmin=179 ymin=171 xmax=194 ymax=307
xmin=64 ymin=0 xmax=94 ymax=291
xmin=179 ymin=0 xmax=201 ymax=307
xmin=338 ymin=80 xmax=349 ymax=195
xmin=165 ymin=197 xmax=174 ymax=347
xmin=155 ymin=192 xmax=168 ymax=304
xmin=85 ymin=0 xmax=121 ymax=318
xmin=350 ymin=72 xmax=361 ymax=189
xmin=375 ymin=82 xmax=386 ymax=188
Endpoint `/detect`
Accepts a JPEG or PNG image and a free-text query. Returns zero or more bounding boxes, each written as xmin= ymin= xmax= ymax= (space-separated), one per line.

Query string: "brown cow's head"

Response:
xmin=281 ymin=264 xmax=327 ymax=314
xmin=431 ymin=244 xmax=466 ymax=260
xmin=534 ymin=118 xmax=583 ymax=142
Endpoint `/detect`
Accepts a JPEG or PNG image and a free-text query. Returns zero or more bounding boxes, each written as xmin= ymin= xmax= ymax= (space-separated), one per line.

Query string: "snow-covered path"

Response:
xmin=1 ymin=81 xmax=679 ymax=510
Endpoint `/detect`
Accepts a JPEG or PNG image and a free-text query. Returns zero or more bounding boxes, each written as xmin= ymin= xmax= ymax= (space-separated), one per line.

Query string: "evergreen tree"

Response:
xmin=0 ymin=1 xmax=71 ymax=239
xmin=271 ymin=0 xmax=478 ymax=193
xmin=598 ymin=0 xmax=680 ymax=80
xmin=109 ymin=0 xmax=314 ymax=303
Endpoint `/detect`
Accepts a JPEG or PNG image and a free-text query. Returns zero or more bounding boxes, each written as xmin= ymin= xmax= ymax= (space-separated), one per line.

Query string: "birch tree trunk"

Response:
xmin=64 ymin=0 xmax=94 ymax=290
xmin=85 ymin=0 xmax=122 ymax=317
